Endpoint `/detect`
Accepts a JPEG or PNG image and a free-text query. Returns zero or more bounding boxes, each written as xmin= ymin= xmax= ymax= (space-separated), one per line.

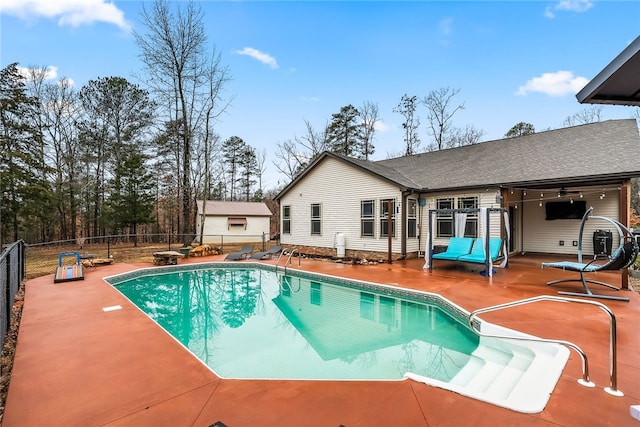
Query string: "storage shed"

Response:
xmin=196 ymin=200 xmax=273 ymax=244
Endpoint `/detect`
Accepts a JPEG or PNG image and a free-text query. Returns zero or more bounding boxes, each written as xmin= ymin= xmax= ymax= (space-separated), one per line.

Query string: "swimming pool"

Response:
xmin=106 ymin=263 xmax=569 ymax=413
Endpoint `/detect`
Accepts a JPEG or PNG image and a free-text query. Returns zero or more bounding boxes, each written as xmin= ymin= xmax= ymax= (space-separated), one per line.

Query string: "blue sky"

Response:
xmin=1 ymin=0 xmax=639 ymax=190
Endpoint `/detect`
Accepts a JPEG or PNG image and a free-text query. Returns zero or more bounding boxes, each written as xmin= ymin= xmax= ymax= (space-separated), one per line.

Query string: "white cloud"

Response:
xmin=57 ymin=77 xmax=75 ymax=88
xmin=439 ymin=17 xmax=454 ymax=36
xmin=17 ymin=64 xmax=57 ymax=80
xmin=516 ymin=70 xmax=589 ymax=97
xmin=0 ymin=0 xmax=131 ymax=31
xmin=234 ymin=47 xmax=279 ymax=69
xmin=374 ymin=120 xmax=391 ymax=132
xmin=16 ymin=65 xmax=76 ymax=87
xmin=545 ymin=0 xmax=593 ymax=19
xmin=436 ymin=17 xmax=454 ymax=46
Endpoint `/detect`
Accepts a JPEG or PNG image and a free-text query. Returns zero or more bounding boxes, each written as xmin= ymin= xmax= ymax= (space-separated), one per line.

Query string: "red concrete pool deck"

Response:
xmin=3 ymin=255 xmax=640 ymax=426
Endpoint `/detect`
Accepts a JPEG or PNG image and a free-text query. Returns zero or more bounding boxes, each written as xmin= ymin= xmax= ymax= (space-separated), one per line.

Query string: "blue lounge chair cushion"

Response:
xmin=458 ymin=238 xmax=503 ymax=263
xmin=432 ymin=237 xmax=474 ymax=260
xmin=541 ymin=261 xmax=601 ymax=272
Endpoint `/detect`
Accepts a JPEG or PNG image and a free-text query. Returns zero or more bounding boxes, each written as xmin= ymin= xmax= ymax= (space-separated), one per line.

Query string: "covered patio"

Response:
xmin=3 ymin=253 xmax=639 ymax=426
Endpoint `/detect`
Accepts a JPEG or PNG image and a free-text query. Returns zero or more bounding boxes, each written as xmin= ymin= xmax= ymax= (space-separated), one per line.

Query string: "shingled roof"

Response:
xmin=278 ymin=119 xmax=640 ymax=199
xmin=197 ymin=201 xmax=272 ymax=217
xmin=377 ymin=119 xmax=640 ymax=191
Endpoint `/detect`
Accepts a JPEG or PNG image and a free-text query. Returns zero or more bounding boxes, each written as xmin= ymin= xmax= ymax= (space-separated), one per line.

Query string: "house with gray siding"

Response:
xmin=276 ymin=119 xmax=640 ymax=263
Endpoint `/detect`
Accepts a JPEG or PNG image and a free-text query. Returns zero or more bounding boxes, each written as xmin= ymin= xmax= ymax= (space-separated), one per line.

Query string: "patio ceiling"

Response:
xmin=577 ymin=35 xmax=640 ymax=106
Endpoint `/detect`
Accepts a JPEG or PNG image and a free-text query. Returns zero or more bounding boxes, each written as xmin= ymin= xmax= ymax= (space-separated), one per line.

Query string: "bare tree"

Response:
xmin=563 ymin=106 xmax=603 ymax=127
xmin=255 ymin=148 xmax=267 ymax=196
xmin=24 ymin=67 xmax=82 ymax=240
xmin=448 ymin=125 xmax=485 ymax=148
xmin=423 ymin=87 xmax=465 ymax=151
xmin=135 ymin=0 xmax=229 ymax=236
xmin=195 ymin=55 xmax=232 ymax=241
xmin=273 ymin=119 xmax=329 ymax=182
xmin=297 ymin=119 xmax=329 ymax=156
xmin=273 ymin=140 xmax=306 ymax=182
xmin=393 ymin=94 xmax=420 ymax=155
xmin=359 ymin=100 xmax=378 ymax=160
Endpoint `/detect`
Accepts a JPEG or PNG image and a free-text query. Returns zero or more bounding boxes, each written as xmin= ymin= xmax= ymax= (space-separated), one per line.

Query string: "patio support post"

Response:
xmin=428 ymin=210 xmax=434 ymax=271
xmin=387 ymin=199 xmax=393 ymax=264
xmin=501 ymin=188 xmax=509 ymax=251
xmin=400 ymin=192 xmax=408 ymax=259
xmin=620 ymin=181 xmax=630 ymax=290
xmin=485 ymin=208 xmax=491 ymax=276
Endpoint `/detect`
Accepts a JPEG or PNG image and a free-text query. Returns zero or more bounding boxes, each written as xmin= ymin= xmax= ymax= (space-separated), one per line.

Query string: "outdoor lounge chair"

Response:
xmin=250 ymin=245 xmax=283 ymax=260
xmin=431 ymin=237 xmax=474 ymax=261
xmin=225 ymin=245 xmax=254 ymax=261
xmin=541 ymin=207 xmax=638 ymax=302
xmin=457 ymin=238 xmax=503 ymax=264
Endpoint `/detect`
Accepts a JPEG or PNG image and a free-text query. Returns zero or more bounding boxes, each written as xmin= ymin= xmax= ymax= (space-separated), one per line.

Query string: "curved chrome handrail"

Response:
xmin=468 ymin=295 xmax=622 ymax=396
xmin=274 ymin=248 xmax=301 ymax=275
xmin=283 ymin=248 xmax=301 ymax=275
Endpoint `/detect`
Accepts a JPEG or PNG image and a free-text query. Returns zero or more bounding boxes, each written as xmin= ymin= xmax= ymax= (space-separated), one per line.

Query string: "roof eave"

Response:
xmin=576 ymin=36 xmax=640 ymax=105
xmin=416 ymin=172 xmax=640 ymax=195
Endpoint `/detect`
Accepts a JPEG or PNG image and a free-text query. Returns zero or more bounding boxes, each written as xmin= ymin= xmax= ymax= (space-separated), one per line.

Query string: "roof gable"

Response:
xmin=276 ymin=152 xmax=422 ymax=200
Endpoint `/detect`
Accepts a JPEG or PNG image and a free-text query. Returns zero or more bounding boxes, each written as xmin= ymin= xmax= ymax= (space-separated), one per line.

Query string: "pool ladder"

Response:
xmin=468 ymin=295 xmax=623 ymax=397
xmin=275 ymin=248 xmax=301 ymax=275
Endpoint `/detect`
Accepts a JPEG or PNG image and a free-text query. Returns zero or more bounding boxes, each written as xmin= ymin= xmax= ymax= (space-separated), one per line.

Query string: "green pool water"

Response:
xmin=114 ymin=267 xmax=480 ymax=381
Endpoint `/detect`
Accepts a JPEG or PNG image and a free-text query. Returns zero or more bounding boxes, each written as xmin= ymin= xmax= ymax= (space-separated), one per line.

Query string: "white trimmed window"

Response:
xmin=380 ymin=199 xmax=396 ymax=238
xmin=361 ymin=200 xmax=375 ymax=237
xmin=458 ymin=196 xmax=478 ymax=237
xmin=282 ymin=205 xmax=291 ymax=234
xmin=436 ymin=198 xmax=454 ymax=237
xmin=311 ymin=203 xmax=321 ymax=235
xmin=407 ymin=199 xmax=417 ymax=238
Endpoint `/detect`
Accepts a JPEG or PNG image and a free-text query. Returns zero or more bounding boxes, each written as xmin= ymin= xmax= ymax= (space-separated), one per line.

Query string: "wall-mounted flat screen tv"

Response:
xmin=545 ymin=200 xmax=587 ymax=220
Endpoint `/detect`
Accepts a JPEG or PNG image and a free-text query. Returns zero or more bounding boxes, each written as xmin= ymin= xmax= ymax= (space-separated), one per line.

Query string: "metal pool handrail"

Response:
xmin=275 ymin=248 xmax=301 ymax=275
xmin=468 ymin=295 xmax=623 ymax=397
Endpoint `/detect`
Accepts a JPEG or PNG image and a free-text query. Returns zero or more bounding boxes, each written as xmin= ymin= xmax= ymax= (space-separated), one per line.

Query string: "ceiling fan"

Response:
xmin=558 ymin=187 xmax=582 ymax=197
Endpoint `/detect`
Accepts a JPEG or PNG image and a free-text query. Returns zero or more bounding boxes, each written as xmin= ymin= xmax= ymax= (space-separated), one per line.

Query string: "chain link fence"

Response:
xmin=24 ymin=233 xmax=278 ymax=279
xmin=1 ymin=241 xmax=25 ymax=349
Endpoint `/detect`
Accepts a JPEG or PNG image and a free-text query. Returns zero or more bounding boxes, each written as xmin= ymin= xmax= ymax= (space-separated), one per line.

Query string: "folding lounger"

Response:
xmin=225 ymin=245 xmax=254 ymax=261
xmin=431 ymin=237 xmax=474 ymax=261
xmin=541 ymin=207 xmax=638 ymax=302
xmin=250 ymin=245 xmax=283 ymax=260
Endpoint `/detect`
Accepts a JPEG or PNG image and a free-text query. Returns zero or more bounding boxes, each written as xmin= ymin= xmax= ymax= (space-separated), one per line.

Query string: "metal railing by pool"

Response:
xmin=468 ymin=295 xmax=623 ymax=397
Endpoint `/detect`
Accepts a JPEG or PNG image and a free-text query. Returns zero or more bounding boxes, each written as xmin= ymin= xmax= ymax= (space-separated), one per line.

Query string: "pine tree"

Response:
xmin=222 ymin=136 xmax=246 ymax=200
xmin=0 ymin=63 xmax=48 ymax=243
xmin=326 ymin=104 xmax=364 ymax=158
